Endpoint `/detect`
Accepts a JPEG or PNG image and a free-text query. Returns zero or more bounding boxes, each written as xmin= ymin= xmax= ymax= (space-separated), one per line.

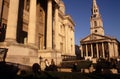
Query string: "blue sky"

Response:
xmin=63 ymin=0 xmax=120 ymax=45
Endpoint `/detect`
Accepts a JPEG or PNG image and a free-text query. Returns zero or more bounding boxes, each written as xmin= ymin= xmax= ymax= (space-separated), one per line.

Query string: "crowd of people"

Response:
xmin=44 ymin=59 xmax=58 ymax=71
xmin=70 ymin=57 xmax=120 ymax=73
xmin=95 ymin=58 xmax=120 ymax=73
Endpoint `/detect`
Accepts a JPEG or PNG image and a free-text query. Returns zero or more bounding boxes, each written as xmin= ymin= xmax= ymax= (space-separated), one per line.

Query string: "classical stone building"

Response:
xmin=80 ymin=0 xmax=120 ymax=61
xmin=0 ymin=0 xmax=75 ymax=66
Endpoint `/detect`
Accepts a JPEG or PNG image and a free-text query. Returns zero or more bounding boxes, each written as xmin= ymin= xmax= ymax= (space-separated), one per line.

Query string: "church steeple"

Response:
xmin=92 ymin=0 xmax=99 ymax=15
xmin=90 ymin=0 xmax=104 ymax=35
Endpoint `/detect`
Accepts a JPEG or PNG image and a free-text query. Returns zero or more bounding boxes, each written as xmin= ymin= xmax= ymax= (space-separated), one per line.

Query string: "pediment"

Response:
xmin=80 ymin=34 xmax=113 ymax=42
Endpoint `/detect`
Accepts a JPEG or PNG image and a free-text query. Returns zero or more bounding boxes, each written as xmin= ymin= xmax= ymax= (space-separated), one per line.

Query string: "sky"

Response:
xmin=63 ymin=0 xmax=120 ymax=46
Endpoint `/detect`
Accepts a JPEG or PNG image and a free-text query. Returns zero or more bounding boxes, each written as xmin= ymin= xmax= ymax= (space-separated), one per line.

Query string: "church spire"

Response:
xmin=90 ymin=0 xmax=104 ymax=35
xmin=93 ymin=0 xmax=97 ymax=5
xmin=92 ymin=0 xmax=99 ymax=15
xmin=93 ymin=0 xmax=97 ymax=7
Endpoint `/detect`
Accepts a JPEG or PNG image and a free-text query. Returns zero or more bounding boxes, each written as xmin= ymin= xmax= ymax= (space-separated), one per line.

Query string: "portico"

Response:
xmin=81 ymin=41 xmax=110 ymax=58
xmin=80 ymin=0 xmax=120 ymax=60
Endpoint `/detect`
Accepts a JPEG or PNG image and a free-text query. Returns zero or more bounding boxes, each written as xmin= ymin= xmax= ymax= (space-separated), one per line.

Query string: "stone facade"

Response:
xmin=0 ymin=0 xmax=75 ymax=66
xmin=80 ymin=0 xmax=120 ymax=61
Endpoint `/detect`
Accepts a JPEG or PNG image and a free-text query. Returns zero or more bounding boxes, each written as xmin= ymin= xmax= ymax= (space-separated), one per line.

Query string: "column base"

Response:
xmin=5 ymin=38 xmax=17 ymax=46
xmin=1 ymin=42 xmax=38 ymax=66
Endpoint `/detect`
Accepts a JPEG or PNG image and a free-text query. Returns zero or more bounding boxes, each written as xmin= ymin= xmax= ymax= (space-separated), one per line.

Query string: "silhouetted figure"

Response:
xmin=19 ymin=70 xmax=27 ymax=77
xmin=28 ymin=63 xmax=41 ymax=79
xmin=32 ymin=63 xmax=41 ymax=73
xmin=110 ymin=58 xmax=117 ymax=69
xmin=94 ymin=59 xmax=102 ymax=73
xmin=44 ymin=59 xmax=50 ymax=71
xmin=116 ymin=59 xmax=120 ymax=73
xmin=51 ymin=59 xmax=55 ymax=65
xmin=71 ymin=62 xmax=78 ymax=72
xmin=49 ymin=59 xmax=58 ymax=71
xmin=0 ymin=62 xmax=19 ymax=79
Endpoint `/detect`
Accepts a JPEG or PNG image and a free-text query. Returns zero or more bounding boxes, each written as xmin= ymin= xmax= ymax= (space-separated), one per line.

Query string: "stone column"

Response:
xmin=46 ymin=0 xmax=52 ymax=49
xmin=0 ymin=0 xmax=3 ymax=22
xmin=102 ymin=43 xmax=105 ymax=58
xmin=67 ymin=26 xmax=70 ymax=53
xmin=86 ymin=44 xmax=88 ymax=56
xmin=65 ymin=24 xmax=68 ymax=54
xmin=114 ymin=43 xmax=118 ymax=57
xmin=28 ymin=0 xmax=36 ymax=46
xmin=80 ymin=45 xmax=83 ymax=57
xmin=72 ymin=29 xmax=75 ymax=55
xmin=6 ymin=0 xmax=19 ymax=42
xmin=54 ymin=4 xmax=59 ymax=50
xmin=96 ymin=43 xmax=99 ymax=58
xmin=91 ymin=44 xmax=93 ymax=57
xmin=69 ymin=28 xmax=71 ymax=53
xmin=108 ymin=42 xmax=113 ymax=57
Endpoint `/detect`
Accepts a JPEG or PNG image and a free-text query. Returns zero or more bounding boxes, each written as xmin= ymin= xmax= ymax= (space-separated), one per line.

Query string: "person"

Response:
xmin=44 ymin=59 xmax=49 ymax=71
xmin=116 ymin=58 xmax=120 ymax=73
xmin=71 ymin=62 xmax=78 ymax=72
xmin=49 ymin=59 xmax=58 ymax=71
xmin=51 ymin=59 xmax=55 ymax=65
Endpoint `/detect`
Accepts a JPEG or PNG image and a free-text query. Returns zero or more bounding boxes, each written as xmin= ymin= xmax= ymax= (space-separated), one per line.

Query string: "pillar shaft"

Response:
xmin=91 ymin=44 xmax=93 ymax=57
xmin=81 ymin=45 xmax=83 ymax=57
xmin=6 ymin=0 xmax=19 ymax=41
xmin=54 ymin=4 xmax=59 ymax=50
xmin=46 ymin=0 xmax=52 ymax=49
xmin=86 ymin=44 xmax=88 ymax=56
xmin=65 ymin=24 xmax=68 ymax=54
xmin=28 ymin=0 xmax=36 ymax=45
xmin=102 ymin=43 xmax=105 ymax=58
xmin=0 ymin=0 xmax=3 ymax=22
xmin=72 ymin=30 xmax=75 ymax=55
xmin=68 ymin=27 xmax=70 ymax=53
xmin=96 ymin=43 xmax=99 ymax=58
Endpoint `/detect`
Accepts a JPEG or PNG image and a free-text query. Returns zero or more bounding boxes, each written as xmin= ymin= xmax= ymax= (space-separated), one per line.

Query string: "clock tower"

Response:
xmin=90 ymin=0 xmax=104 ymax=35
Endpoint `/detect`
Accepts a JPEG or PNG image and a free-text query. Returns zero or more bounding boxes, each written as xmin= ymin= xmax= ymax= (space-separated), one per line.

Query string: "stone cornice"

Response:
xmin=64 ymin=15 xmax=75 ymax=26
xmin=58 ymin=10 xmax=64 ymax=19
